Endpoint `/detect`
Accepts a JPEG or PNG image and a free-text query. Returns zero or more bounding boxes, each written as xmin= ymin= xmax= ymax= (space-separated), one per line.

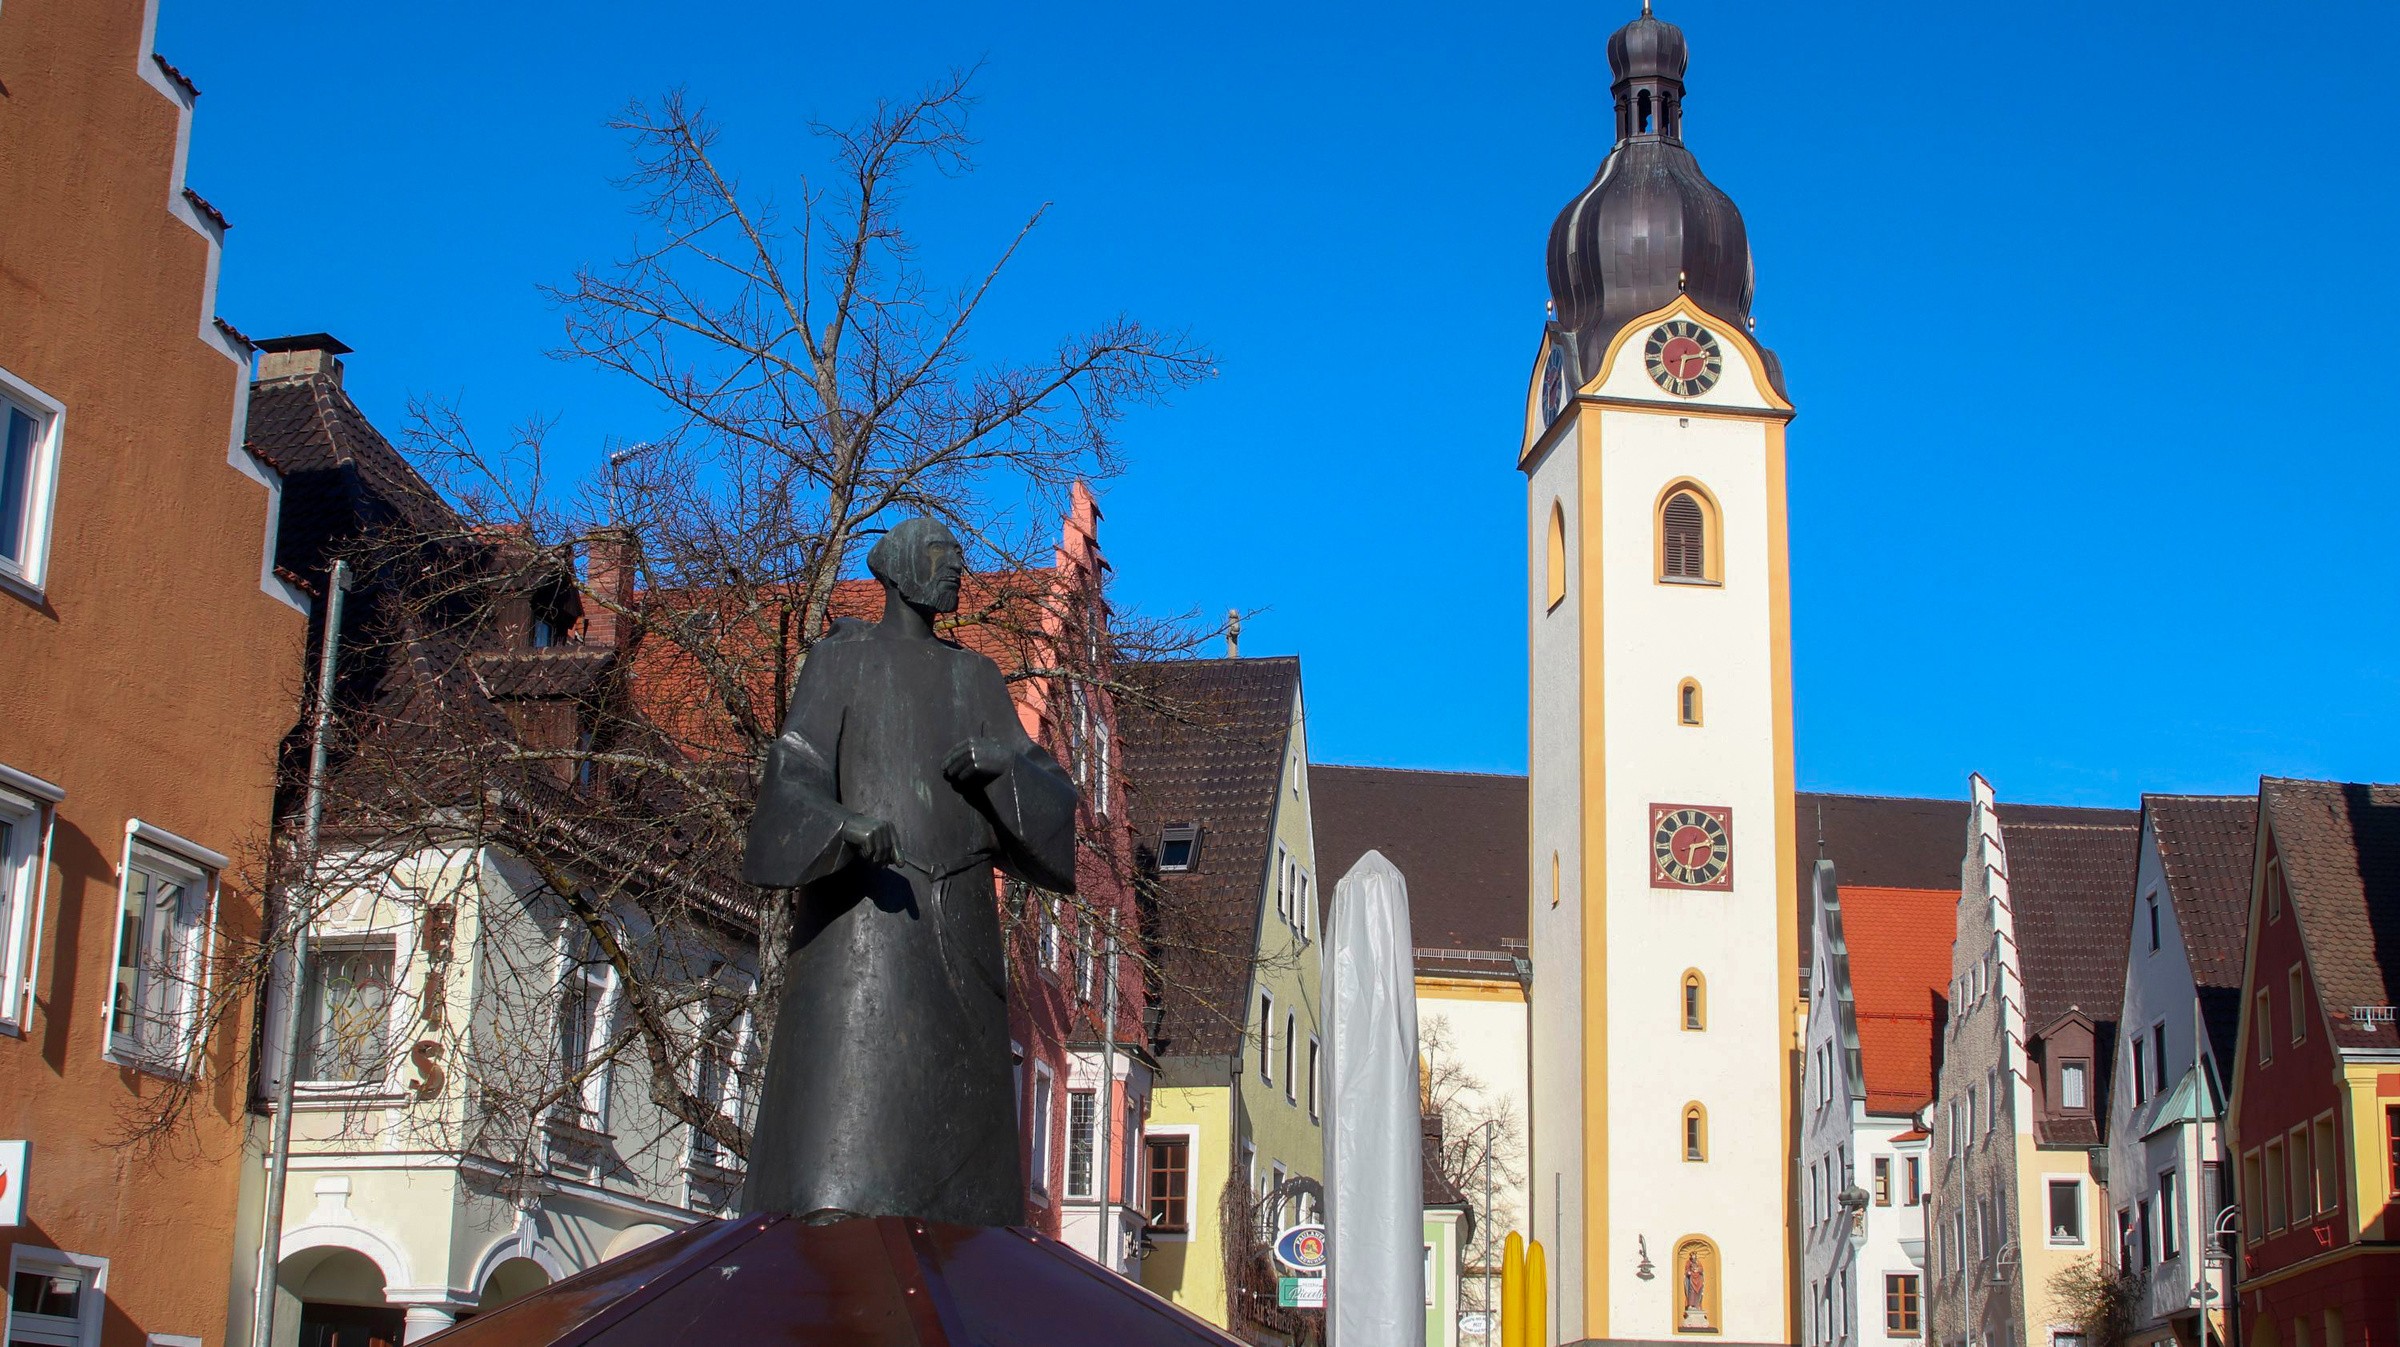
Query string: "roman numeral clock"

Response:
xmin=1650 ymin=804 xmax=1734 ymax=891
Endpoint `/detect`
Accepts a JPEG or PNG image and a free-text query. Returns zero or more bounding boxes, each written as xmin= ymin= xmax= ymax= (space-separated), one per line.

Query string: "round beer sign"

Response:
xmin=1273 ymin=1224 xmax=1328 ymax=1273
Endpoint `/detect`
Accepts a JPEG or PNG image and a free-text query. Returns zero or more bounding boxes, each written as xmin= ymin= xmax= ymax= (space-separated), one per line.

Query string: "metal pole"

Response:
xmin=1483 ymin=1128 xmax=1495 ymax=1347
xmin=1095 ymin=923 xmax=1120 ymax=1271
xmin=250 ymin=559 xmax=349 ymax=1347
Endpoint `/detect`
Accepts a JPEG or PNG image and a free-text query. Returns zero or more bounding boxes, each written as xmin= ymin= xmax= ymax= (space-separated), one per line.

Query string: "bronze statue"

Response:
xmin=738 ymin=518 xmax=1078 ymax=1226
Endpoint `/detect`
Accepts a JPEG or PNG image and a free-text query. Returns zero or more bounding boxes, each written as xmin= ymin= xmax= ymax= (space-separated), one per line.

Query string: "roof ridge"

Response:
xmin=1313 ymin=763 xmax=1526 ymax=782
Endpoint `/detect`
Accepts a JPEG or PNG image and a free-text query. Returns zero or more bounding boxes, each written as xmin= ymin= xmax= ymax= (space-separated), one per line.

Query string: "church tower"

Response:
xmin=1522 ymin=8 xmax=1799 ymax=1345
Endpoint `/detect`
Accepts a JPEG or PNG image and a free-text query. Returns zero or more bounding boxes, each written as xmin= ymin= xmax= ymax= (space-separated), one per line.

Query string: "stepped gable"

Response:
xmin=1117 ymin=657 xmax=1302 ymax=1061
xmin=1311 ymin=765 xmax=1527 ymax=980
xmin=2145 ymin=794 xmax=2259 ymax=1068
xmin=2261 ymin=778 xmax=2400 ymax=1050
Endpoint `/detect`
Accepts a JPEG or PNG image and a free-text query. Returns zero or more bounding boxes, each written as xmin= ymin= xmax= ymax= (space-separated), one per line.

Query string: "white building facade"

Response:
xmin=2104 ymin=797 xmax=2253 ymax=1347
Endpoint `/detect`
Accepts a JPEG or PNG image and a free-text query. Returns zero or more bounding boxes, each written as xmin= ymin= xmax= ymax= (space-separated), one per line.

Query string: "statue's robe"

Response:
xmin=738 ymin=619 xmax=1077 ymax=1226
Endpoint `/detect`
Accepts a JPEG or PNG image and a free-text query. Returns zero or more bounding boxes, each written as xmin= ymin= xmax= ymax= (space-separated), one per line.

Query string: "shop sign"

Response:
xmin=1277 ymin=1276 xmax=1325 ymax=1309
xmin=0 ymin=1141 xmax=26 ymax=1226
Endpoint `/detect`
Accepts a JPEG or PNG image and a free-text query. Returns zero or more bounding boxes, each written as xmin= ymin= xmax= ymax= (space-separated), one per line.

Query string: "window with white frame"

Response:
xmin=0 ymin=776 xmax=55 ymax=1032
xmin=1030 ymin=1064 xmax=1056 ymax=1198
xmin=109 ymin=840 xmax=215 ymax=1069
xmin=7 ymin=1246 xmax=106 ymax=1347
xmin=1040 ymin=897 xmax=1062 ymax=974
xmin=555 ymin=928 xmax=617 ymax=1124
xmin=0 ymin=373 xmax=64 ymax=595
xmin=2048 ymin=1178 xmax=2084 ymax=1245
xmin=296 ymin=942 xmax=395 ymax=1086
xmin=1307 ymin=1035 xmax=1321 ymax=1120
xmin=1075 ymin=923 xmax=1095 ymax=1002
xmin=1066 ymin=1089 xmax=1097 ymax=1198
xmin=1283 ymin=1011 xmax=1296 ymax=1101
xmin=1258 ymin=991 xmax=1274 ymax=1084
xmin=690 ymin=989 xmax=751 ymax=1169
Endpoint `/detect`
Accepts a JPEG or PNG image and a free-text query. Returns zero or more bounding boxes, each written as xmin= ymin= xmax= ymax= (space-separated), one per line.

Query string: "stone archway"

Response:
xmin=475 ymin=1258 xmax=551 ymax=1313
xmin=277 ymin=1247 xmax=403 ymax=1347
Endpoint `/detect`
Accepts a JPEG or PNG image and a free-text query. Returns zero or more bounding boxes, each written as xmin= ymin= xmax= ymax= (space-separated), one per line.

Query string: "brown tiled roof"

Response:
xmin=250 ymin=371 xmax=457 ymax=584
xmin=2145 ymin=795 xmax=2258 ymax=1069
xmin=1311 ymin=766 xmax=1527 ymax=980
xmin=1118 ymin=658 xmax=1300 ymax=1067
xmin=2261 ymin=777 xmax=2400 ymax=1051
xmin=2001 ymin=810 xmax=2141 ymax=1034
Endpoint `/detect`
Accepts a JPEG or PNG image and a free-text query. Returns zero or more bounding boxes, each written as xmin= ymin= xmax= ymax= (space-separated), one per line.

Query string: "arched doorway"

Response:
xmin=280 ymin=1248 xmax=403 ymax=1347
xmin=475 ymin=1257 xmax=550 ymax=1313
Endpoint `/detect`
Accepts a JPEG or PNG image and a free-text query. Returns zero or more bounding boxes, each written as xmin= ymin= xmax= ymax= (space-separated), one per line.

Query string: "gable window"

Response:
xmin=0 ymin=374 xmax=64 ymax=595
xmin=1308 ymin=1035 xmax=1321 ymax=1119
xmin=2289 ymin=1125 xmax=2313 ymax=1228
xmin=2242 ymin=1150 xmax=2265 ymax=1243
xmin=1682 ymin=970 xmax=1706 ymax=1030
xmin=2289 ymin=966 xmax=2307 ymax=1044
xmin=1146 ymin=1134 xmax=1191 ymax=1232
xmin=1682 ymin=1103 xmax=1708 ymax=1161
xmin=2267 ymin=858 xmax=2285 ymax=921
xmin=108 ymin=835 xmax=218 ymax=1071
xmin=1258 ymin=992 xmax=1274 ymax=1084
xmin=1157 ymin=823 xmax=1200 ymax=872
xmin=2264 ymin=1140 xmax=2288 ymax=1230
xmin=2258 ymin=990 xmax=2274 ymax=1064
xmin=2131 ymin=1036 xmax=2149 ymax=1104
xmin=1283 ymin=1011 xmax=1297 ymax=1101
xmin=2153 ymin=1023 xmax=2170 ymax=1095
xmin=2147 ymin=893 xmax=2161 ymax=953
xmin=2060 ymin=1059 xmax=2089 ymax=1111
xmin=1656 ymin=483 xmax=1720 ymax=585
xmin=2312 ymin=1115 xmax=2339 ymax=1215
xmin=1678 ymin=678 xmax=1703 ymax=727
xmin=1546 ymin=500 xmax=1568 ymax=610
xmin=1874 ymin=1157 xmax=1892 ymax=1206
xmin=0 ymin=772 xmax=58 ymax=1032
xmin=2048 ymin=1178 xmax=2085 ymax=1245
xmin=296 ymin=942 xmax=396 ymax=1086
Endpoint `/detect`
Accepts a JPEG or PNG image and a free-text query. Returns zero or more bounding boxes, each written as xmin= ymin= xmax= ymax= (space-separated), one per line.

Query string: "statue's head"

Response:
xmin=867 ymin=517 xmax=965 ymax=615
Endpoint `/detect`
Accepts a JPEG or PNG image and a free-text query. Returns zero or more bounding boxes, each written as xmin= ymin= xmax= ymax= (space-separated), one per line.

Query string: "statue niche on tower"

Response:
xmin=738 ymin=517 xmax=1078 ymax=1227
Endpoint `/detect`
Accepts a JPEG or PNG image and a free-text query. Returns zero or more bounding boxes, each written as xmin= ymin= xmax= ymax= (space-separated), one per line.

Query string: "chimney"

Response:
xmin=255 ymin=333 xmax=352 ymax=384
xmin=581 ymin=529 xmax=638 ymax=649
xmin=1225 ymin=610 xmax=1241 ymax=659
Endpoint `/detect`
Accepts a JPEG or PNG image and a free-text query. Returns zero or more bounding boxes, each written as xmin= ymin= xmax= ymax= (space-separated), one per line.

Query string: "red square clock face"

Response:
xmin=1650 ymin=804 xmax=1734 ymax=891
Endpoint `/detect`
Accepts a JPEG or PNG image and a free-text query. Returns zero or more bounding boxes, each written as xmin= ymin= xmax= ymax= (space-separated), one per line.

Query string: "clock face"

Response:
xmin=1644 ymin=320 xmax=1724 ymax=397
xmin=1650 ymin=804 xmax=1734 ymax=890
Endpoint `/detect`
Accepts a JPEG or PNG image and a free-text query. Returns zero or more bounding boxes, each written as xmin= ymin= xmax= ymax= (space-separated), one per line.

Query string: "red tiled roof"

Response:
xmin=2261 ymin=777 xmax=2400 ymax=1052
xmin=1838 ymin=885 xmax=1957 ymax=1114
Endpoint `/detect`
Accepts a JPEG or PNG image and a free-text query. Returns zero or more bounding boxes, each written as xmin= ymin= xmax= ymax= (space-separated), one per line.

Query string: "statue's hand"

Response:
xmin=839 ymin=813 xmax=898 ymax=866
xmin=943 ymin=737 xmax=1009 ymax=788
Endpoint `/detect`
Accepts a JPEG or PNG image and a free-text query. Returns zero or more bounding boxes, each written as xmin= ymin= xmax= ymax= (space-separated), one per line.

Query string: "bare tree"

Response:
xmin=1421 ymin=1012 xmax=1526 ymax=1304
xmin=98 ymin=68 xmax=1241 ymax=1198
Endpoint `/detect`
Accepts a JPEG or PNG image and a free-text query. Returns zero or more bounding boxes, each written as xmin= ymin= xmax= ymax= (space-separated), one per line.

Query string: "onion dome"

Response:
xmin=1546 ymin=6 xmax=1769 ymax=383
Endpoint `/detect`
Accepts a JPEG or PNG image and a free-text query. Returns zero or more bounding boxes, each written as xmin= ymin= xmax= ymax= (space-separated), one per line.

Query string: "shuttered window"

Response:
xmin=1661 ymin=491 xmax=1708 ymax=580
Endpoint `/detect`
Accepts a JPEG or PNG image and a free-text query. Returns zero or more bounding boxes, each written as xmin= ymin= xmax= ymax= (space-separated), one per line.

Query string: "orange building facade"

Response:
xmin=0 ymin=3 xmax=309 ymax=1345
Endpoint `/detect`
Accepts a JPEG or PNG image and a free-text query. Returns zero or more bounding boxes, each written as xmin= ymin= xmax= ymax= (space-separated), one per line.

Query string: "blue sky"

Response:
xmin=161 ymin=0 xmax=2399 ymax=806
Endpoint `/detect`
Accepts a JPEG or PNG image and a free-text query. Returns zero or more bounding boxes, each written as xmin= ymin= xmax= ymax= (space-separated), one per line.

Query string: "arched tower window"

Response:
xmin=1681 ymin=971 xmax=1706 ymax=1030
xmin=1545 ymin=501 xmax=1567 ymax=610
xmin=1681 ymin=1103 xmax=1708 ymax=1161
xmin=1655 ymin=481 xmax=1721 ymax=585
xmin=1677 ymin=678 xmax=1702 ymax=726
xmin=1638 ymin=89 xmax=1655 ymax=135
xmin=1671 ymin=1236 xmax=1722 ymax=1333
